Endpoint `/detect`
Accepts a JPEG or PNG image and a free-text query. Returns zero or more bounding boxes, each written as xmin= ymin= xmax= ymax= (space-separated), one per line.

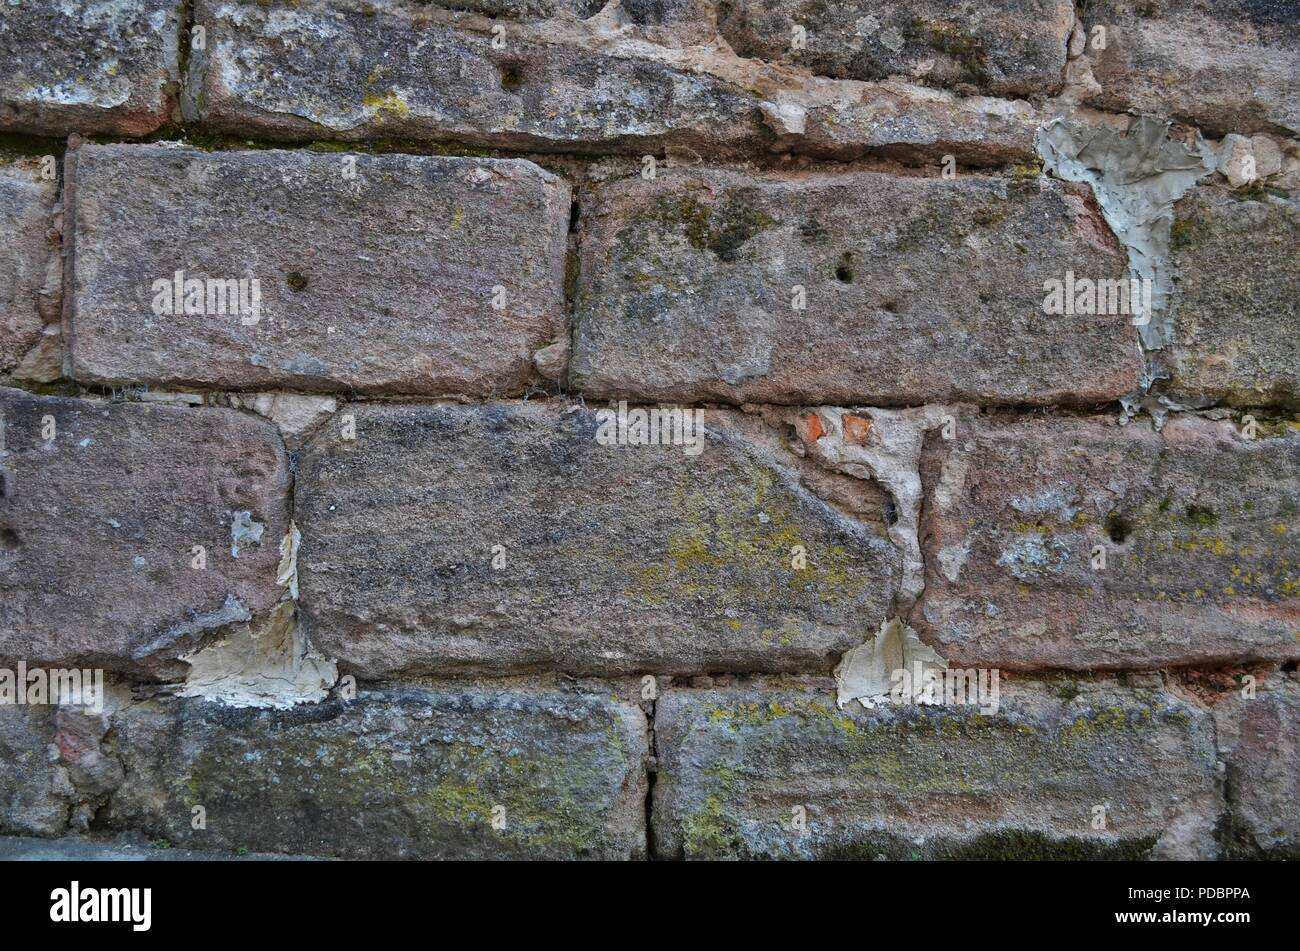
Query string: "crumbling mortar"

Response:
xmin=56 ymin=136 xmax=80 ymax=385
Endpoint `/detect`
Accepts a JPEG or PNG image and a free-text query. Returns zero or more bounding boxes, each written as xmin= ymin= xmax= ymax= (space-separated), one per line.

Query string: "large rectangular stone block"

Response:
xmin=1080 ymin=1 xmax=1299 ymax=137
xmin=68 ymin=144 xmax=569 ymax=396
xmin=295 ymin=401 xmax=902 ymax=677
xmin=0 ymin=0 xmax=181 ymax=136
xmin=1215 ymin=677 xmax=1300 ymax=858
xmin=0 ymin=388 xmax=290 ymax=678
xmin=913 ymin=413 xmax=1300 ymax=670
xmin=188 ymin=0 xmax=1049 ymax=166
xmin=1165 ymin=189 xmax=1299 ymax=408
xmin=719 ymin=0 xmax=1074 ymax=97
xmin=0 ymin=705 xmax=65 ymax=837
xmin=102 ymin=686 xmax=649 ymax=859
xmin=766 ymin=86 xmax=1042 ymax=167
xmin=571 ymin=168 xmax=1140 ymax=406
xmin=188 ymin=0 xmax=765 ymax=155
xmin=0 ymin=158 xmax=59 ymax=381
xmin=652 ymin=680 xmax=1220 ymax=859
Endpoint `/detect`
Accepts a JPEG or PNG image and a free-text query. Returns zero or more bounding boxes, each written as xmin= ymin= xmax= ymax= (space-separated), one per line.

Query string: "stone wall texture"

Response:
xmin=0 ymin=0 xmax=1296 ymax=860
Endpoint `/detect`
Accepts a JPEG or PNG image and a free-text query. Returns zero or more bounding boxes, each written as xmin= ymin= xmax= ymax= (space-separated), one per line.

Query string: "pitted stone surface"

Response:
xmin=188 ymin=0 xmax=766 ymax=155
xmin=913 ymin=413 xmax=1300 ymax=670
xmin=0 ymin=158 xmax=58 ymax=381
xmin=295 ymin=400 xmax=902 ymax=677
xmin=0 ymin=0 xmax=181 ymax=136
xmin=103 ymin=686 xmax=649 ymax=859
xmin=1165 ymin=189 xmax=1300 ymax=408
xmin=0 ymin=0 xmax=1293 ymax=863
xmin=572 ymin=167 xmax=1139 ymax=406
xmin=653 ymin=679 xmax=1220 ymax=859
xmin=1215 ymin=677 xmax=1300 ymax=858
xmin=68 ymin=144 xmax=570 ymax=396
xmin=0 ymin=705 xmax=64 ymax=837
xmin=1079 ymin=0 xmax=1300 ymax=137
xmin=0 ymin=387 xmax=290 ymax=678
xmin=719 ymin=0 xmax=1074 ymax=97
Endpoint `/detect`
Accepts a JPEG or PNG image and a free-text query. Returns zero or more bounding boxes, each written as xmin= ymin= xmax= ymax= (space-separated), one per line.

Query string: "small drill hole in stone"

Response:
xmin=835 ymin=253 xmax=854 ymax=283
xmin=286 ymin=271 xmax=309 ymax=292
xmin=1105 ymin=513 xmax=1132 ymax=544
xmin=501 ymin=64 xmax=524 ymax=90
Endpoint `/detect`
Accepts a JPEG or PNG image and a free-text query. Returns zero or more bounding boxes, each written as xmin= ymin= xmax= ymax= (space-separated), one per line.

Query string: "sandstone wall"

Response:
xmin=0 ymin=0 xmax=1296 ymax=859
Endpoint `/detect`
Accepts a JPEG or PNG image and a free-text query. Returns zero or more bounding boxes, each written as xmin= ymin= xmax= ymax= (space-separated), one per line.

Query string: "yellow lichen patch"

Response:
xmin=362 ymin=89 xmax=411 ymax=118
xmin=629 ymin=464 xmax=871 ymax=614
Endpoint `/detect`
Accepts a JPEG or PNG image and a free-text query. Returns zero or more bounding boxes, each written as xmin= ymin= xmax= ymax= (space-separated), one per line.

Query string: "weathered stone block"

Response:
xmin=719 ymin=0 xmax=1074 ymax=97
xmin=913 ymin=413 xmax=1300 ymax=670
xmin=0 ymin=388 xmax=290 ymax=677
xmin=652 ymin=680 xmax=1220 ymax=859
xmin=0 ymin=0 xmax=181 ymax=137
xmin=1215 ymin=677 xmax=1300 ymax=858
xmin=571 ymin=168 xmax=1140 ymax=406
xmin=296 ymin=401 xmax=901 ymax=677
xmin=765 ymin=85 xmax=1042 ymax=166
xmin=0 ymin=158 xmax=59 ymax=381
xmin=0 ymin=705 xmax=65 ymax=836
xmin=410 ymin=0 xmax=605 ymax=17
xmin=620 ymin=0 xmax=718 ymax=45
xmin=1080 ymin=1 xmax=1300 ymax=137
xmin=188 ymin=0 xmax=764 ymax=155
xmin=68 ymin=144 xmax=569 ymax=396
xmin=0 ymin=834 xmax=320 ymax=861
xmin=103 ymin=686 xmax=649 ymax=859
xmin=1166 ymin=189 xmax=1300 ymax=408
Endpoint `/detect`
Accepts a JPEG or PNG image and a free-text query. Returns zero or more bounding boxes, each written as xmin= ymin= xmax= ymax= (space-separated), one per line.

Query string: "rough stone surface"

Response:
xmin=619 ymin=0 xmax=718 ymax=46
xmin=102 ymin=686 xmax=649 ymax=859
xmin=0 ymin=833 xmax=323 ymax=860
xmin=182 ymin=0 xmax=1068 ymax=165
xmin=410 ymin=0 xmax=606 ymax=18
xmin=0 ymin=0 xmax=1294 ymax=863
xmin=652 ymin=680 xmax=1220 ymax=859
xmin=0 ymin=705 xmax=65 ymax=836
xmin=0 ymin=158 xmax=59 ymax=381
xmin=1165 ymin=189 xmax=1300 ymax=408
xmin=572 ymin=167 xmax=1140 ymax=406
xmin=1214 ymin=677 xmax=1300 ymax=858
xmin=0 ymin=0 xmax=181 ymax=137
xmin=0 ymin=388 xmax=290 ymax=678
xmin=766 ymin=85 xmax=1042 ymax=166
xmin=913 ymin=413 xmax=1300 ymax=670
xmin=719 ymin=0 xmax=1074 ymax=97
xmin=188 ymin=0 xmax=766 ymax=155
xmin=296 ymin=401 xmax=901 ymax=677
xmin=68 ymin=144 xmax=570 ymax=396
xmin=1079 ymin=0 xmax=1300 ymax=137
